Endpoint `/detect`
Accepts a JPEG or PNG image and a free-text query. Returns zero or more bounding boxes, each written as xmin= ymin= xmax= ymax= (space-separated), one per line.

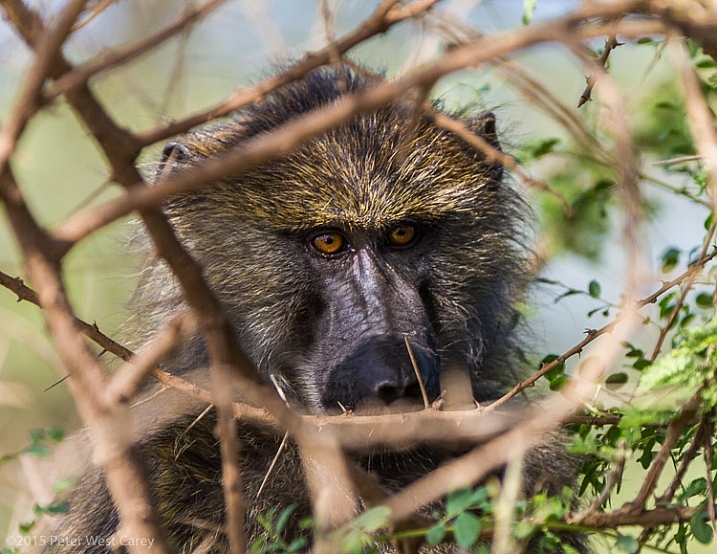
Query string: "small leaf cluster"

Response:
xmin=636 ymin=315 xmax=717 ymax=411
xmin=539 ymin=277 xmax=614 ymax=319
xmin=250 ymin=505 xmax=309 ymax=554
xmin=331 ymin=506 xmax=391 ymax=554
xmin=0 ymin=428 xmax=65 ymax=466
xmin=424 ymin=487 xmax=489 ymax=550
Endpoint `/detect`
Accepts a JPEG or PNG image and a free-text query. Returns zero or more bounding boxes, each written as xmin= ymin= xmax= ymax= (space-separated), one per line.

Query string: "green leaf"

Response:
xmin=18 ymin=520 xmax=35 ymax=534
xmin=660 ymin=247 xmax=680 ymax=272
xmin=351 ymin=506 xmax=391 ymax=533
xmin=286 ymin=537 xmax=307 ymax=553
xmin=604 ymin=372 xmax=629 ymax=390
xmin=632 ymin=358 xmax=651 ymax=371
xmin=587 ymin=306 xmax=610 ymax=318
xmin=615 ymin=534 xmax=639 ymax=553
xmin=52 ymin=477 xmax=75 ymax=494
xmin=588 ymin=280 xmax=601 ymax=298
xmin=549 ymin=375 xmax=568 ymax=391
xmin=28 ymin=429 xmax=45 ymax=443
xmin=696 ymin=292 xmax=713 ymax=308
xmin=690 ymin=511 xmax=714 ymax=544
xmin=248 ymin=536 xmax=266 ymax=553
xmin=531 ymin=138 xmax=560 ymax=158
xmin=638 ymin=441 xmax=655 ymax=469
xmin=339 ymin=529 xmax=363 ymax=554
xmin=274 ymin=504 xmax=296 ymax=534
xmin=34 ymin=501 xmax=70 ymax=515
xmin=522 ymin=0 xmax=538 ymax=25
xmin=677 ymin=478 xmax=707 ymax=502
xmin=555 ymin=289 xmax=581 ymax=302
xmin=513 ymin=519 xmax=535 ymax=540
xmin=625 ymin=347 xmax=644 ymax=358
xmin=426 ymin=523 xmax=446 ymax=546
xmin=46 ymin=428 xmax=65 ymax=443
xmin=23 ymin=444 xmax=50 ymax=457
xmin=445 ymin=488 xmax=477 ymax=516
xmin=453 ymin=512 xmax=481 ymax=548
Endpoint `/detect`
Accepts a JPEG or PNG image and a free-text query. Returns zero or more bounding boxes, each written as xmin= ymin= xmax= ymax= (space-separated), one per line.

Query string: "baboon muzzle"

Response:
xmin=321 ymin=336 xmax=440 ymax=412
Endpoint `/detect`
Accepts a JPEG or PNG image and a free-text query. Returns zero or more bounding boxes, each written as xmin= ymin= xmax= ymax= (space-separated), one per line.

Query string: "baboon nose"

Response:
xmin=371 ymin=339 xmax=439 ymax=405
xmin=375 ymin=376 xmax=420 ymax=405
xmin=322 ymin=337 xmax=440 ymax=411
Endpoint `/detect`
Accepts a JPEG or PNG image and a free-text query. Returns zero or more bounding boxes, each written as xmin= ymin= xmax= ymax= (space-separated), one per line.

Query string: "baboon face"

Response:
xmin=296 ymin=222 xmax=442 ymax=411
xmin=152 ymin=68 xmax=525 ymax=414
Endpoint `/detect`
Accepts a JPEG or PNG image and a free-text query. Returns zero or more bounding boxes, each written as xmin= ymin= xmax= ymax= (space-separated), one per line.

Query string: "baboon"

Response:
xmin=34 ymin=66 xmax=584 ymax=553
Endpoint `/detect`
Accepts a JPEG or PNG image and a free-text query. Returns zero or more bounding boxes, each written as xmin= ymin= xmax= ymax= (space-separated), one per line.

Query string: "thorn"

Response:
xmin=44 ymin=374 xmax=70 ymax=392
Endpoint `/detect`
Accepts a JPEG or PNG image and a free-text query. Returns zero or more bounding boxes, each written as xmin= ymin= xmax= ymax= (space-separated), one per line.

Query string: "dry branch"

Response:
xmin=133 ymin=0 xmax=438 ymax=147
xmin=46 ymin=0 xmax=228 ymax=100
xmin=52 ymin=15 xmax=672 ymax=248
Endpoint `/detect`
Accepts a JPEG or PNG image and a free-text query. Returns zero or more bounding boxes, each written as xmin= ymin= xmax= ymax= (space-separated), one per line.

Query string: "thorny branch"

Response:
xmin=488 ymin=247 xmax=717 ymax=411
xmin=46 ymin=0 xmax=228 ymax=100
xmin=578 ymin=35 xmax=623 ymax=108
xmin=52 ymin=17 xmax=672 ymax=247
xmin=3 ymin=0 xmax=717 ymax=552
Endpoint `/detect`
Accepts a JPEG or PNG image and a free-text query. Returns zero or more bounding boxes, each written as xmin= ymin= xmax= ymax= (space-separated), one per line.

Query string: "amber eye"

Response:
xmin=387 ymin=224 xmax=416 ymax=247
xmin=311 ymin=232 xmax=347 ymax=255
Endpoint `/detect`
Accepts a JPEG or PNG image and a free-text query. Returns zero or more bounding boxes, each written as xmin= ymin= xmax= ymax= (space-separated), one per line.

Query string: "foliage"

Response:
xmin=0 ymin=428 xmax=65 ymax=467
xmin=250 ymin=505 xmax=309 ymax=554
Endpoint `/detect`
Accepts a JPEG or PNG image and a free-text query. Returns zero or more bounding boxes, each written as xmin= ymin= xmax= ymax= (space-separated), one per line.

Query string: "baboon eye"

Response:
xmin=387 ymin=224 xmax=416 ymax=247
xmin=311 ymin=232 xmax=347 ymax=255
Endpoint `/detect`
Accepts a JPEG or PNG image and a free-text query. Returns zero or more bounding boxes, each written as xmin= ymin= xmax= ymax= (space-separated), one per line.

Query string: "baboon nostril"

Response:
xmin=375 ymin=381 xmax=405 ymax=405
xmin=375 ymin=378 xmax=425 ymax=405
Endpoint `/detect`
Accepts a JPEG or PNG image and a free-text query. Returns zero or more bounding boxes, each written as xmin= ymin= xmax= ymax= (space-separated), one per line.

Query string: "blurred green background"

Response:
xmin=0 ymin=1 xmax=712 ymax=552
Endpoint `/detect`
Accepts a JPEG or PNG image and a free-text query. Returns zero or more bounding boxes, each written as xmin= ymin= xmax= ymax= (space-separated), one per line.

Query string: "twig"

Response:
xmin=256 ymin=376 xmax=291 ymax=500
xmin=652 ymin=154 xmax=702 ymax=167
xmin=628 ymin=395 xmax=701 ymax=512
xmin=650 ymin=218 xmax=717 ymax=361
xmin=0 ymin=1 xmax=172 ymax=551
xmin=632 ymin=413 xmax=710 ymax=547
xmin=104 ymin=314 xmax=196 ymax=407
xmin=0 ymin=0 xmax=86 ymax=172
xmin=134 ymin=0 xmax=407 ymax=147
xmin=0 ymin=273 xmax=520 ymax=447
xmin=428 ymin=107 xmax=574 ymax=217
xmin=487 ymin=249 xmax=717 ymax=411
xmin=53 ymin=15 xmax=672 ymax=247
xmin=404 ymin=337 xmax=430 ymax=409
xmin=571 ymin=505 xmax=703 ymax=529
xmin=578 ymin=35 xmax=623 ymax=108
xmin=211 ymin=363 xmax=245 ymax=554
xmin=47 ymin=0 xmax=228 ymax=100
xmin=381 ymin=308 xmax=641 ymax=526
xmin=671 ymin=34 xmax=717 ymax=203
xmin=585 ymin=440 xmax=627 ymax=515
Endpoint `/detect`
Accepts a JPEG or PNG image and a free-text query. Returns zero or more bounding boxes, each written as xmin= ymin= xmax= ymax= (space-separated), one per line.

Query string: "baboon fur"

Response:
xmin=34 ymin=67 xmax=585 ymax=553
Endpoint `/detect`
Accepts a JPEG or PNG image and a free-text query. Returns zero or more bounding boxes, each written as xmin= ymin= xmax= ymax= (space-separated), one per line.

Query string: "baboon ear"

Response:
xmin=466 ymin=111 xmax=503 ymax=184
xmin=467 ymin=111 xmax=501 ymax=151
xmin=156 ymin=141 xmax=192 ymax=180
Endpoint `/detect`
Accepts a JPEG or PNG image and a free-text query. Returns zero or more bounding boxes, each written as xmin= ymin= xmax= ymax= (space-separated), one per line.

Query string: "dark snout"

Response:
xmin=321 ymin=337 xmax=440 ymax=412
